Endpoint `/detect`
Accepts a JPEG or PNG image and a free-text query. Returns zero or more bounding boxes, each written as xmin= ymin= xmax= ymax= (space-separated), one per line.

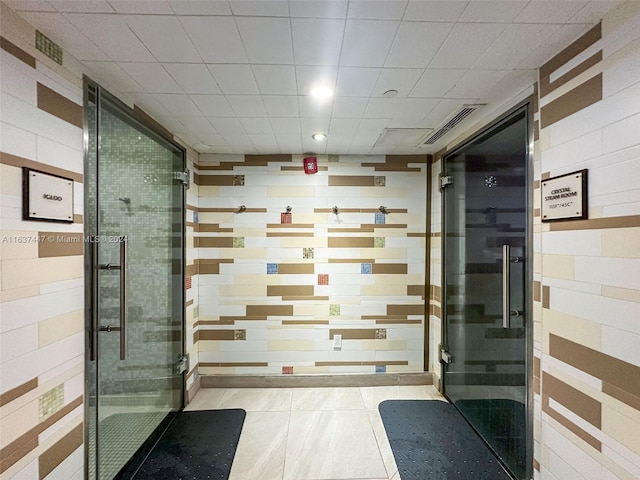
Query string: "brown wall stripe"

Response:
xmin=363 ymin=224 xmax=409 ymax=229
xmin=429 ymin=304 xmax=441 ymax=319
xmin=197 ymin=330 xmax=235 ymax=341
xmin=372 ymin=263 xmax=408 ymax=274
xmin=185 ymin=264 xmax=197 ymax=277
xmin=316 ymin=361 xmax=408 ymax=366
xmin=186 ymin=299 xmax=194 ymax=307
xmin=330 ymin=329 xmax=376 ymax=340
xmin=542 ymin=372 xmax=602 ymax=428
xmin=387 ymin=304 xmax=425 ymax=316
xmin=542 ymin=51 xmax=602 ymax=98
xmin=0 ymin=152 xmax=83 ymax=183
xmin=194 ymin=174 xmax=235 ymax=186
xmin=281 ymin=166 xmax=328 ymax=171
xmin=549 ymin=214 xmax=640 ymax=231
xmin=533 ymin=281 xmax=541 ymax=302
xmin=37 ymin=83 xmax=82 ymax=129
xmin=196 ymin=224 xmax=234 ymax=232
xmin=73 ymin=214 xmax=83 ymax=224
xmin=282 ymin=320 xmax=330 ymax=325
xmin=197 ymin=263 xmax=219 ymax=274
xmin=408 ymin=285 xmax=425 ymax=297
xmin=266 ymin=232 xmax=314 ymax=237
xmin=267 ymin=285 xmax=314 ymax=297
xmin=277 ymin=263 xmax=314 ymax=274
xmin=328 ymin=227 xmax=375 ymax=233
xmin=1 ymin=36 xmax=36 ymax=68
xmin=542 ymin=394 xmax=602 ymax=451
xmin=407 ymin=232 xmax=426 ymax=237
xmin=602 ymin=382 xmax=640 ymax=411
xmin=431 ymin=285 xmax=441 ymax=302
xmin=375 ymin=319 xmax=422 ymax=324
xmin=202 ymin=318 xmax=237 ymax=325
xmin=549 ymin=334 xmax=640 ymax=407
xmin=329 ymin=176 xmax=375 ymax=186
xmin=194 ymin=237 xmax=234 ymax=248
xmin=328 ymin=237 xmax=374 ymax=248
xmin=246 ymin=305 xmax=293 ymax=317
xmin=0 ymin=378 xmax=38 ymax=407
xmin=267 ymin=223 xmax=314 ymax=229
xmin=540 ymin=73 xmax=602 ymax=129
xmin=37 ymin=233 xmax=83 ymax=257
xmin=245 ymin=154 xmax=292 ymax=163
xmin=38 ymin=423 xmax=83 ymax=480
xmin=542 ymin=285 xmax=550 ymax=309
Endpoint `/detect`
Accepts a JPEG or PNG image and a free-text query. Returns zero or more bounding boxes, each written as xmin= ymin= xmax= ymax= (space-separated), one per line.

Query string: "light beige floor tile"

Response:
xmin=229 ymin=411 xmax=288 ymax=480
xmin=217 ymin=388 xmax=293 ymax=411
xmin=367 ymin=409 xmax=398 ymax=479
xmin=291 ymin=387 xmax=365 ymax=411
xmin=284 ymin=409 xmax=387 ymax=480
xmin=397 ymin=385 xmax=442 ymax=400
xmin=359 ymin=386 xmax=399 ymax=411
xmin=183 ymin=388 xmax=226 ymax=411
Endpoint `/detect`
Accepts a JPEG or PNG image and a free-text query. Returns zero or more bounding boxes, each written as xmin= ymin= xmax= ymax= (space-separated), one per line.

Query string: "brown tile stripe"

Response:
xmin=281 ymin=166 xmax=328 ymax=171
xmin=328 ymin=227 xmax=375 ymax=233
xmin=196 ymin=224 xmax=233 ymax=232
xmin=198 ymin=259 xmax=234 ymax=275
xmin=0 ymin=378 xmax=38 ymax=407
xmin=246 ymin=305 xmax=293 ymax=316
xmin=408 ymin=285 xmax=425 ymax=297
xmin=314 ymin=208 xmax=369 ymax=213
xmin=1 ymin=36 xmax=36 ymax=68
xmin=328 ymin=237 xmax=374 ymax=248
xmin=266 ymin=232 xmax=314 ymax=237
xmin=534 ymin=180 xmax=541 ymax=189
xmin=185 ymin=264 xmax=197 ymax=277
xmin=201 ymin=318 xmax=237 ymax=325
xmin=316 ymin=361 xmax=408 ymax=366
xmin=549 ymin=215 xmax=640 ymax=231
xmin=194 ymin=237 xmax=234 ymax=248
xmin=533 ymin=281 xmax=541 ymax=302
xmin=282 ymin=320 xmax=330 ymax=325
xmin=245 ymin=154 xmax=292 ymax=163
xmin=430 ymin=285 xmax=441 ymax=302
xmin=0 ymin=152 xmax=83 ymax=183
xmin=330 ymin=328 xmax=376 ymax=339
xmin=533 ymin=459 xmax=540 ymax=472
xmin=407 ymin=232 xmax=426 ymax=237
xmin=372 ymin=263 xmax=407 ymax=274
xmin=38 ymin=422 xmax=83 ymax=480
xmin=542 ymin=394 xmax=601 ymax=451
xmin=329 ymin=176 xmax=375 ymax=186
xmin=541 ymin=172 xmax=551 ymax=180
xmin=387 ymin=304 xmax=425 ymax=316
xmin=267 ymin=224 xmax=314 ymax=229
xmin=37 ymin=233 xmax=83 ymax=257
xmin=543 ymin=51 xmax=602 ymax=99
xmin=533 ymin=208 xmax=541 ymax=218
xmin=430 ymin=232 xmax=441 ymax=237
xmin=375 ymin=319 xmax=422 ymax=324
xmin=37 ymin=83 xmax=82 ymax=129
xmin=534 ymin=120 xmax=539 ymax=141
xmin=386 ymin=155 xmax=429 ymax=164
xmin=533 ymin=82 xmax=539 ymax=113
xmin=267 ymin=285 xmax=314 ymax=297
xmin=543 ymin=372 xmax=601 ymax=428
xmin=186 ymin=299 xmax=194 ymax=307
xmin=277 ymin=263 xmax=314 ymax=274
xmin=197 ymin=330 xmax=235 ymax=341
xmin=194 ymin=174 xmax=234 ymax=186
xmin=186 ymin=204 xmax=198 ymax=211
xmin=429 ymin=304 xmax=441 ymax=318
xmin=540 ymin=73 xmax=602 ymax=129
xmin=542 ymin=285 xmax=550 ymax=309
xmin=362 ymin=224 xmax=409 ymax=229
xmin=549 ymin=334 xmax=640 ymax=409
xmin=539 ymin=23 xmax=601 ymax=95
xmin=0 ymin=395 xmax=83 ymax=474
xmin=133 ymin=105 xmax=174 ymax=142
xmin=199 ymin=362 xmax=269 ymax=367
xmin=73 ymin=214 xmax=83 ymax=223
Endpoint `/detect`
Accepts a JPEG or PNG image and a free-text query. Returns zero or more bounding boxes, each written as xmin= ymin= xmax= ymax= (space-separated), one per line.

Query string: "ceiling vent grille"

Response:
xmin=422 ymin=106 xmax=480 ymax=145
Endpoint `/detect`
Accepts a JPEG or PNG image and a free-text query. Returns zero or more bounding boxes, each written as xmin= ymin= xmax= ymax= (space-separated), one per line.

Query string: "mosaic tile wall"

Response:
xmin=191 ymin=154 xmax=428 ymax=375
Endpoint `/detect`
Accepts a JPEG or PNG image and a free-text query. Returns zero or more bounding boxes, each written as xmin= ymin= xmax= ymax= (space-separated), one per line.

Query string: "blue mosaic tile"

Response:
xmin=375 ymin=212 xmax=386 ymax=224
xmin=193 ymin=211 xmax=199 ymax=224
xmin=267 ymin=263 xmax=278 ymax=274
xmin=361 ymin=263 xmax=372 ymax=274
xmin=376 ymin=365 xmax=386 ymax=373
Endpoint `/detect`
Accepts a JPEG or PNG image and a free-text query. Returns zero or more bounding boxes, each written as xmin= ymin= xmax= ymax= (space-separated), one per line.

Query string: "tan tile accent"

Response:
xmin=602 ymin=227 xmax=640 ymax=258
xmin=602 ymin=383 xmax=640 ymax=411
xmin=37 ymin=83 xmax=82 ymax=129
xmin=266 ymin=232 xmax=314 ymax=237
xmin=37 ymin=233 xmax=83 ymax=257
xmin=267 ymin=285 xmax=314 ymax=297
xmin=277 ymin=263 xmax=314 ymax=274
xmin=196 ymin=224 xmax=234 ymax=232
xmin=133 ymin=105 xmax=174 ymax=141
xmin=246 ymin=305 xmax=293 ymax=317
xmin=328 ymin=227 xmax=375 ymax=233
xmin=0 ymin=378 xmax=38 ymax=407
xmin=539 ymin=23 xmax=601 ymax=95
xmin=371 ymin=263 xmax=408 ymax=274
xmin=1 ymin=36 xmax=36 ymax=68
xmin=201 ymin=318 xmax=237 ymax=325
xmin=328 ymin=237 xmax=374 ymax=248
xmin=282 ymin=320 xmax=330 ymax=325
xmin=73 ymin=214 xmax=83 ymax=223
xmin=602 ymin=286 xmax=640 ymax=303
xmin=328 ymin=175 xmax=375 ymax=186
xmin=2 ymin=256 xmax=82 ymax=290
xmin=186 ymin=299 xmax=194 ymax=307
xmin=267 ymin=223 xmax=314 ymax=229
xmin=533 ymin=208 xmax=541 ymax=217
xmin=408 ymin=285 xmax=425 ymax=297
xmin=387 ymin=304 xmax=424 ymax=316
xmin=549 ymin=334 xmax=640 ymax=407
xmin=533 ymin=281 xmax=541 ymax=302
xmin=0 ymin=396 xmax=82 ymax=474
xmin=197 ymin=330 xmax=235 ymax=341
xmin=185 ymin=264 xmax=197 ymax=276
xmin=194 ymin=237 xmax=234 ymax=248
xmin=542 ymin=254 xmax=574 ymax=280
xmin=551 ymin=215 xmax=640 ymax=231
xmin=38 ymin=309 xmax=82 ymax=347
xmin=316 ymin=361 xmax=408 ymax=366
xmin=542 ymin=394 xmax=601 ymax=451
xmin=330 ymin=329 xmax=376 ymax=340
xmin=545 ymin=51 xmax=602 ymax=98
xmin=0 ymin=152 xmax=83 ymax=183
xmin=542 ymin=285 xmax=550 ymax=308
xmin=543 ymin=372 xmax=601 ymax=428
xmin=540 ymin=74 xmax=602 ymax=129
xmin=199 ymin=362 xmax=268 ymax=367
xmin=194 ymin=174 xmax=235 ymax=186
xmin=407 ymin=232 xmax=426 ymax=237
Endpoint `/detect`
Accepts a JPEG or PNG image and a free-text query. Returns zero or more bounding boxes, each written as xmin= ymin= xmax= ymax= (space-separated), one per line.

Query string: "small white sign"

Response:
xmin=541 ymin=170 xmax=587 ymax=222
xmin=25 ymin=169 xmax=74 ymax=222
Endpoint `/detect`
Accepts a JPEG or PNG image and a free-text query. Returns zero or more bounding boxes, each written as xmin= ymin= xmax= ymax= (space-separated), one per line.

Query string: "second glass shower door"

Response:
xmin=442 ymin=106 xmax=530 ymax=479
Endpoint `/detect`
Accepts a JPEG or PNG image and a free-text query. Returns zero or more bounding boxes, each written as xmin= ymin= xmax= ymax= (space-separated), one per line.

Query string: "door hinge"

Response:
xmin=440 ymin=347 xmax=453 ymax=364
xmin=440 ymin=174 xmax=453 ymax=190
xmin=174 ymin=354 xmax=189 ymax=375
xmin=173 ymin=170 xmax=190 ymax=189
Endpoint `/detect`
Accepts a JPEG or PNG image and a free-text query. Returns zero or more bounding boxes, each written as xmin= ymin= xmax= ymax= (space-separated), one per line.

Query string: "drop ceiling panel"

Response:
xmin=128 ymin=93 xmax=171 ymax=119
xmin=227 ymin=95 xmax=268 ymax=117
xmin=52 ymin=0 xmax=114 ymax=13
xmin=263 ymin=96 xmax=300 ymax=117
xmin=163 ymin=63 xmax=221 ymax=94
xmin=119 ymin=62 xmax=182 ymax=93
xmin=404 ymin=0 xmax=467 ymax=21
xmin=207 ymin=64 xmax=259 ymax=95
xmin=373 ymin=68 xmax=423 ymax=97
xmin=291 ymin=18 xmax=345 ymax=66
xmin=429 ymin=23 xmax=508 ymax=69
xmin=229 ymin=0 xmax=289 ymax=17
xmin=175 ymin=116 xmax=216 ymax=135
xmin=288 ymin=0 xmax=347 ymax=19
xmin=357 ymin=118 xmax=391 ymax=134
xmin=568 ymin=1 xmax=624 ymax=23
xmin=390 ymin=98 xmax=440 ymax=125
xmin=340 ymin=19 xmax=399 ymax=67
xmin=347 ymin=0 xmax=407 ymax=20
xmin=108 ymin=0 xmax=172 ymax=14
xmin=235 ymin=17 xmax=294 ymax=64
xmin=275 ymin=133 xmax=303 ymax=151
xmin=516 ymin=23 xmax=587 ymax=70
xmin=335 ymin=67 xmax=381 ymax=97
xmin=270 ymin=117 xmax=301 ymax=134
xmin=84 ymin=61 xmax=143 ymax=93
xmin=180 ymin=16 xmax=247 ymax=63
xmin=384 ymin=21 xmax=453 ymax=68
xmin=4 ymin=1 xmax=56 ymax=12
xmin=168 ymin=0 xmax=232 ymax=15
xmin=409 ymin=69 xmax=466 ymax=98
xmin=65 ymin=13 xmax=155 ymax=62
xmin=240 ymin=117 xmax=274 ymax=134
xmin=124 ymin=15 xmax=201 ymax=63
xmin=252 ymin=65 xmax=297 ymax=95
xmin=301 ymin=117 xmax=331 ymax=134
xmin=332 ymin=97 xmax=368 ymax=118
xmin=329 ymin=118 xmax=360 ymax=137
xmin=249 ymin=134 xmax=279 ymax=150
xmin=191 ymin=95 xmax=235 ymax=117
xmin=208 ymin=118 xmax=245 ymax=135
xmin=295 ymin=65 xmax=338 ymax=95
xmin=298 ymin=96 xmax=334 ymax=117
xmin=364 ymin=98 xmax=403 ymax=119
xmin=458 ymin=1 xmax=527 ymax=23
xmin=514 ymin=1 xmax=590 ymax=24
xmin=446 ymin=70 xmax=509 ymax=99
xmin=154 ymin=94 xmax=202 ymax=116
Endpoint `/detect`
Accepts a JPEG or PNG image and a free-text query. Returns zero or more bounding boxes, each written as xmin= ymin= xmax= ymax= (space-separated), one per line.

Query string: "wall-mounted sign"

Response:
xmin=23 ymin=168 xmax=74 ymax=223
xmin=541 ymin=169 xmax=588 ymax=222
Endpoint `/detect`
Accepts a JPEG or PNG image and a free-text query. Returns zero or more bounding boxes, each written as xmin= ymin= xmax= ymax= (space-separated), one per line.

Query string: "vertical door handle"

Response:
xmin=502 ymin=244 xmax=511 ymax=329
xmin=119 ymin=236 xmax=128 ymax=360
xmin=89 ymin=237 xmax=98 ymax=361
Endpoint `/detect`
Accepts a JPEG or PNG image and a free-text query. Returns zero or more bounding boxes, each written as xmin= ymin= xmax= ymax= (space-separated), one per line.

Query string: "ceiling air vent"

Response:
xmin=374 ymin=128 xmax=434 ymax=148
xmin=422 ymin=105 xmax=483 ymax=145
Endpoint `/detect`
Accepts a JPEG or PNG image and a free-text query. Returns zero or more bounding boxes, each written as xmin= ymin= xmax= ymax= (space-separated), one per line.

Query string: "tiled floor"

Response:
xmin=185 ymin=385 xmax=446 ymax=480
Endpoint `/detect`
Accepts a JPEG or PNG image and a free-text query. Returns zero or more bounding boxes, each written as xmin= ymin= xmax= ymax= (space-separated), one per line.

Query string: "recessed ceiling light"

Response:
xmin=312 ymin=133 xmax=327 ymax=141
xmin=310 ymin=86 xmax=333 ymax=99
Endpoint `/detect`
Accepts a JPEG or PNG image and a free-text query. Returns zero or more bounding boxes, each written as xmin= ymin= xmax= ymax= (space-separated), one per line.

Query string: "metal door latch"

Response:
xmin=174 ymin=354 xmax=189 ymax=375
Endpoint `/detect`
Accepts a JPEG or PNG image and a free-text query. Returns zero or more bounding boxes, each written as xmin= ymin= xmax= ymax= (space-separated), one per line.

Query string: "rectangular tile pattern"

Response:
xmin=195 ymin=154 xmax=427 ymax=375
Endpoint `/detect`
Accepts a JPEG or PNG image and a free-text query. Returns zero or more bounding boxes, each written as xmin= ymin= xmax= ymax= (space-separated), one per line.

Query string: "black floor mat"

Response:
xmin=379 ymin=400 xmax=512 ymax=480
xmin=132 ymin=409 xmax=246 ymax=480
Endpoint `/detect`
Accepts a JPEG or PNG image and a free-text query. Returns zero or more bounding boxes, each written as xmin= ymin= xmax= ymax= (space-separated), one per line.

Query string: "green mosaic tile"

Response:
xmin=233 ymin=237 xmax=245 ymax=248
xmin=374 ymin=237 xmax=385 ymax=248
xmin=193 ymin=305 xmax=199 ymax=319
xmin=374 ymin=176 xmax=386 ymax=187
xmin=328 ymin=154 xmax=339 ymax=162
xmin=375 ymin=328 xmax=387 ymax=339
xmin=330 ymin=304 xmax=340 ymax=316
xmin=303 ymin=247 xmax=314 ymax=259
xmin=233 ymin=175 xmax=245 ymax=186
xmin=39 ymin=384 xmax=64 ymax=420
xmin=36 ymin=30 xmax=63 ymax=65
xmin=234 ymin=329 xmax=246 ymax=340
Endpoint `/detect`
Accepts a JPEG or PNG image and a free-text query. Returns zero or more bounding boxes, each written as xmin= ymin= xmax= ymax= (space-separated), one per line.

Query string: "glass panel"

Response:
xmin=86 ymin=84 xmax=184 ymax=480
xmin=443 ymin=108 xmax=528 ymax=479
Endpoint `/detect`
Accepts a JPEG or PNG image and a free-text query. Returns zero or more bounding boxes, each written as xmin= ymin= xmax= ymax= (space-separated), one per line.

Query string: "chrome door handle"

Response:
xmin=503 ymin=244 xmax=510 ymax=329
xmin=89 ymin=237 xmax=98 ymax=361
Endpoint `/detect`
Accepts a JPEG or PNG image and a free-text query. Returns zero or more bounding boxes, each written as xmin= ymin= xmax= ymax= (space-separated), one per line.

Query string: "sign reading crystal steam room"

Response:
xmin=23 ymin=168 xmax=74 ymax=223
xmin=541 ymin=169 xmax=588 ymax=222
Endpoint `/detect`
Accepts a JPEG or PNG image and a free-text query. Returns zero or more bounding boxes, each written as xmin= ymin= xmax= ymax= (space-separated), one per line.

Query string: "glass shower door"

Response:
xmin=85 ymin=82 xmax=185 ymax=480
xmin=442 ymin=107 xmax=529 ymax=479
